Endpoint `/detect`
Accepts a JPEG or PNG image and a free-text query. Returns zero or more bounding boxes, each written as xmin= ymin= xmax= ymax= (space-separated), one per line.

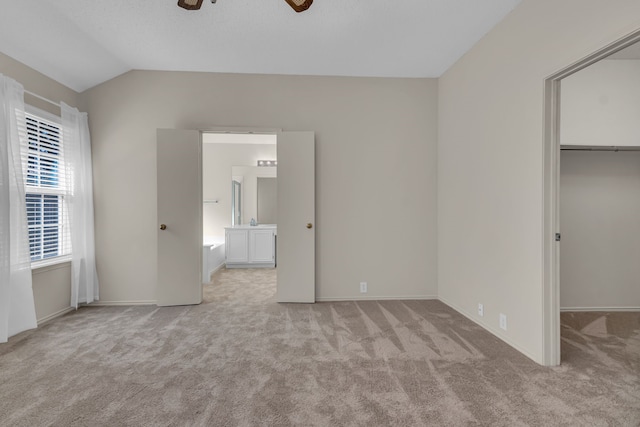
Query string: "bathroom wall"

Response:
xmin=202 ymin=137 xmax=277 ymax=240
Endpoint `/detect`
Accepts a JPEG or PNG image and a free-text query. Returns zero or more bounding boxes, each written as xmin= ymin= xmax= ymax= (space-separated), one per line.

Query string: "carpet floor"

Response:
xmin=0 ymin=268 xmax=639 ymax=426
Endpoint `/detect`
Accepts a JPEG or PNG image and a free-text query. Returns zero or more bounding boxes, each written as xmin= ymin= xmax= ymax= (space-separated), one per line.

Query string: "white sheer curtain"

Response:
xmin=0 ymin=74 xmax=38 ymax=343
xmin=62 ymin=103 xmax=99 ymax=308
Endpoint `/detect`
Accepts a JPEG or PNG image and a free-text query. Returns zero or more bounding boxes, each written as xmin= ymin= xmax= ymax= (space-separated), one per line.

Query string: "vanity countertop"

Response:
xmin=225 ymin=224 xmax=277 ymax=230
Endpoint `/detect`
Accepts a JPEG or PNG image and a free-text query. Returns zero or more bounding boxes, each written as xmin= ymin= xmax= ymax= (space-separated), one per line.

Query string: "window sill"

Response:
xmin=31 ymin=256 xmax=72 ymax=273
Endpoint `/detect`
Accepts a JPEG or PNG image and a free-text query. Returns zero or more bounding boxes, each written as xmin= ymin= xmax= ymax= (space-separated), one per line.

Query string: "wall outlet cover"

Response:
xmin=360 ymin=282 xmax=367 ymax=293
xmin=478 ymin=303 xmax=484 ymax=317
xmin=499 ymin=313 xmax=507 ymax=330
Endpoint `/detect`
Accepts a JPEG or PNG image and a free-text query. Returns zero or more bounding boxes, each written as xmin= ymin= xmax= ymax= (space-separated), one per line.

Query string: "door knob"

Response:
xmin=307 ymin=223 xmax=313 ymax=229
xmin=160 ymin=224 xmax=167 ymax=230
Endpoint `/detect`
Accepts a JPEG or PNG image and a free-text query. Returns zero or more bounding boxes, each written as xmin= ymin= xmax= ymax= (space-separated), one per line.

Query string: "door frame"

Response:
xmin=541 ymin=30 xmax=640 ymax=366
xmin=200 ymin=127 xmax=316 ymax=302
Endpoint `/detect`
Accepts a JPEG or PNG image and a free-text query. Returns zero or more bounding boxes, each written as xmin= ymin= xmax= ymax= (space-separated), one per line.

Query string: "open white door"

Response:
xmin=277 ymin=131 xmax=315 ymax=303
xmin=157 ymin=129 xmax=203 ymax=306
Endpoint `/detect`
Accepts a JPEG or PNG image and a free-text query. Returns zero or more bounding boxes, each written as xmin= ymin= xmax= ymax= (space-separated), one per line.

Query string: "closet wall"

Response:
xmin=561 ymin=59 xmax=640 ymax=147
xmin=560 ymin=151 xmax=640 ymax=310
xmin=560 ymin=57 xmax=640 ymax=310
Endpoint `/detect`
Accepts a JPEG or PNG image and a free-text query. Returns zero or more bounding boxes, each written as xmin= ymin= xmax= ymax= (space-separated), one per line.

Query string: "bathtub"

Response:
xmin=203 ymin=238 xmax=225 ymax=283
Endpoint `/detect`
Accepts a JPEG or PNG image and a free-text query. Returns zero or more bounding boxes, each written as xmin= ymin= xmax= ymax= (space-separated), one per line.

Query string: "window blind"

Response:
xmin=21 ymin=109 xmax=71 ymax=262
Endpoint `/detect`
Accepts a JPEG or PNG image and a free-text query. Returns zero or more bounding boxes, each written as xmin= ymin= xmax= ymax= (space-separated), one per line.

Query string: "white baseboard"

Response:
xmin=316 ymin=295 xmax=438 ymax=302
xmin=438 ymin=296 xmax=541 ymax=365
xmin=90 ymin=300 xmax=157 ymax=306
xmin=561 ymin=306 xmax=640 ymax=312
xmin=37 ymin=307 xmax=74 ymax=326
xmin=226 ymin=263 xmax=274 ymax=269
xmin=204 ymin=263 xmax=225 ymax=283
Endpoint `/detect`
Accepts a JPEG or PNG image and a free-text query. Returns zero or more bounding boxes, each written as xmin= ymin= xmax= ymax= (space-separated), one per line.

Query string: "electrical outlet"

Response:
xmin=360 ymin=282 xmax=367 ymax=293
xmin=499 ymin=313 xmax=507 ymax=330
xmin=478 ymin=303 xmax=484 ymax=317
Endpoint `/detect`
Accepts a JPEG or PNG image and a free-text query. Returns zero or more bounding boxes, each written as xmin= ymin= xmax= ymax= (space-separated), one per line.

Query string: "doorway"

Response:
xmin=201 ymin=131 xmax=315 ymax=303
xmin=543 ymin=31 xmax=640 ymax=366
xmin=201 ymin=132 xmax=278 ymax=281
xmin=156 ymin=129 xmax=316 ymax=307
xmin=201 ymin=132 xmax=279 ymax=304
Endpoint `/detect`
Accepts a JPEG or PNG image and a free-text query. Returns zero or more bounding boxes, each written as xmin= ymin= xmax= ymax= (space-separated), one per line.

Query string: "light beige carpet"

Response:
xmin=0 ymin=268 xmax=639 ymax=426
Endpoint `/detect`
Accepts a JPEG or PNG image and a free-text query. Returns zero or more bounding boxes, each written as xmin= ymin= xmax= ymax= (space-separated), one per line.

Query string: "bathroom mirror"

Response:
xmin=257 ymin=177 xmax=277 ymax=224
xmin=231 ymin=165 xmax=277 ymax=225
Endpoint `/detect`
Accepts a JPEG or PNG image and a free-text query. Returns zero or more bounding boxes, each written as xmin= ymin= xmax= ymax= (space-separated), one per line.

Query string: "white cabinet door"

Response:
xmin=226 ymin=230 xmax=249 ymax=263
xmin=250 ymin=229 xmax=275 ymax=263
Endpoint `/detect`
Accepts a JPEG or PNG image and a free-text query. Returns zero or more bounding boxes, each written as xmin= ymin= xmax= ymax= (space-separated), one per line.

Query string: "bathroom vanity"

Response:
xmin=225 ymin=225 xmax=277 ymax=268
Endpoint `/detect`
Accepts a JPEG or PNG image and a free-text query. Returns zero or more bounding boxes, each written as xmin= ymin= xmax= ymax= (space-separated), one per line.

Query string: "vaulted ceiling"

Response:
xmin=0 ymin=0 xmax=522 ymax=92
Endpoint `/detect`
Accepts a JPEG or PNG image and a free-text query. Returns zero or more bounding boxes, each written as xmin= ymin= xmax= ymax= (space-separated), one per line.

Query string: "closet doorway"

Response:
xmin=543 ymin=33 xmax=640 ymax=365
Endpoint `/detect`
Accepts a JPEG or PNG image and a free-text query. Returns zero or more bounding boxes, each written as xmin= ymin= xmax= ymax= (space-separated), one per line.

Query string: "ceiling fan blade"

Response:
xmin=285 ymin=0 xmax=313 ymax=13
xmin=178 ymin=0 xmax=203 ymax=10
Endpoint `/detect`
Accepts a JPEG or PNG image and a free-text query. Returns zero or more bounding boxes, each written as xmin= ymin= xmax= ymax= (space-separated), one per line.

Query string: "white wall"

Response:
xmin=560 ymin=151 xmax=640 ymax=310
xmin=0 ymin=52 xmax=79 ymax=324
xmin=32 ymin=263 xmax=72 ymax=323
xmin=438 ymin=0 xmax=640 ymax=363
xmin=202 ymin=140 xmax=276 ymax=240
xmin=83 ymin=72 xmax=438 ymax=303
xmin=561 ymin=59 xmax=640 ymax=146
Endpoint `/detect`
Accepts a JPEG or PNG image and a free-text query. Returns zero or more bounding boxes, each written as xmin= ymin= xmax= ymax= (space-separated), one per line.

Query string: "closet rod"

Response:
xmin=24 ymin=90 xmax=61 ymax=108
xmin=561 ymin=147 xmax=640 ymax=152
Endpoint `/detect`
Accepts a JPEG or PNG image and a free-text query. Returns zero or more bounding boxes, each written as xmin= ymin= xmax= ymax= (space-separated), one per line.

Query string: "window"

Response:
xmin=23 ymin=109 xmax=71 ymax=263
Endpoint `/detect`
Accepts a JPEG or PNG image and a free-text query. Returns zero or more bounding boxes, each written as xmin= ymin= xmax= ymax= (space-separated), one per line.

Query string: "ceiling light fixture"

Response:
xmin=284 ymin=0 xmax=313 ymax=13
xmin=177 ymin=0 xmax=204 ymax=10
xmin=178 ymin=0 xmax=312 ymax=12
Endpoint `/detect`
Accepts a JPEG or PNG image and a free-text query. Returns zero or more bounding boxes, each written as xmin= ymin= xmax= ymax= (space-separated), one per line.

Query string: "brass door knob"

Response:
xmin=160 ymin=224 xmax=167 ymax=230
xmin=306 ymin=223 xmax=313 ymax=229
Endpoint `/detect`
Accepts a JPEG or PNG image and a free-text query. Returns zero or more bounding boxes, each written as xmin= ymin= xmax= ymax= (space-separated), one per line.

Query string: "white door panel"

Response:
xmin=157 ymin=129 xmax=202 ymax=306
xmin=277 ymin=131 xmax=315 ymax=303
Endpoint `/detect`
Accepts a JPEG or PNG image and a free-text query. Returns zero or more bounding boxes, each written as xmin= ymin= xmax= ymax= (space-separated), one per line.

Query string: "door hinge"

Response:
xmin=555 ymin=233 xmax=561 ymax=242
